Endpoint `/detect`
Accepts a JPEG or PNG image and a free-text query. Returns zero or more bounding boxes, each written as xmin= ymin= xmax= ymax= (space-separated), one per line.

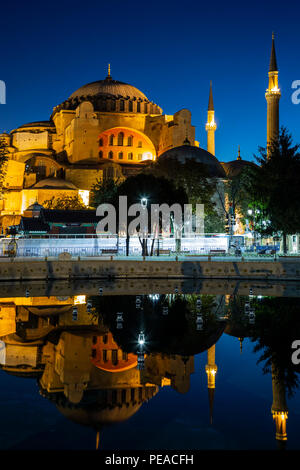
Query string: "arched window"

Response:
xmin=129 ymin=101 xmax=133 ymax=112
xmin=100 ymin=101 xmax=107 ymax=112
xmin=137 ymin=102 xmax=141 ymax=112
xmin=118 ymin=152 xmax=123 ymax=160
xmin=120 ymin=100 xmax=125 ymax=111
xmin=99 ymin=138 xmax=103 ymax=147
xmin=144 ymin=103 xmax=148 ymax=113
xmin=138 ymin=141 xmax=143 ymax=148
xmin=138 ymin=153 xmax=142 ymax=161
xmin=111 ymin=100 xmax=116 ymax=111
xmin=112 ymin=350 xmax=118 ymax=366
xmin=118 ymin=132 xmax=124 ymax=146
xmin=127 ymin=135 xmax=133 ymax=146
xmin=99 ymin=150 xmax=103 ymax=159
xmin=128 ymin=152 xmax=133 ymax=160
xmin=108 ymin=151 xmax=113 ymax=159
xmin=109 ymin=135 xmax=114 ymax=146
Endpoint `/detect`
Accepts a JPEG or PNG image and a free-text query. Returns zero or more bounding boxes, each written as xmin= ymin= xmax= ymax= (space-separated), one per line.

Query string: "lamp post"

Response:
xmin=141 ymin=197 xmax=148 ymax=257
xmin=248 ymin=208 xmax=260 ymax=250
xmin=137 ymin=331 xmax=146 ymax=370
xmin=228 ymin=202 xmax=235 ymax=254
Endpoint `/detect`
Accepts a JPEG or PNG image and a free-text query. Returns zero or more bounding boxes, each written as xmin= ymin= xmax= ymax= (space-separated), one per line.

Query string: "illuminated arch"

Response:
xmin=91 ymin=333 xmax=138 ymax=372
xmin=18 ymin=153 xmax=61 ymax=167
xmin=98 ymin=127 xmax=156 ymax=163
xmin=21 ymin=153 xmax=62 ymax=179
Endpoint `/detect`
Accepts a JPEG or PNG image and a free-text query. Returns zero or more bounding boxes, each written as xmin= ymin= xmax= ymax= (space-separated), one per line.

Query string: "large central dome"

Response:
xmin=70 ymin=76 xmax=148 ymax=101
xmin=52 ymin=73 xmax=162 ymax=115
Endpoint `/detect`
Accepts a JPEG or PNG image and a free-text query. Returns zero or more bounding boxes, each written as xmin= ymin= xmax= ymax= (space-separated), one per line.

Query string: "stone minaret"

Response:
xmin=265 ymin=33 xmax=281 ymax=155
xmin=205 ymin=344 xmax=218 ymax=424
xmin=205 ymin=81 xmax=217 ymax=156
xmin=271 ymin=362 xmax=288 ymax=448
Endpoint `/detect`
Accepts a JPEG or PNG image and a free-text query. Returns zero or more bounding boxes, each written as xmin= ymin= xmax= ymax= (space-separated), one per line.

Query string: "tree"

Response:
xmin=245 ymin=127 xmax=300 ymax=253
xmin=43 ymin=194 xmax=86 ymax=210
xmin=118 ymin=173 xmax=188 ymax=255
xmin=0 ymin=136 xmax=9 ymax=198
xmin=95 ymin=173 xmax=188 ymax=256
xmin=145 ymin=156 xmax=215 ymax=205
xmin=92 ymin=293 xmax=221 ymax=356
xmin=144 ymin=157 xmax=220 ymax=232
xmin=250 ymin=297 xmax=300 ymax=397
xmin=214 ymin=165 xmax=254 ymax=244
xmin=90 ymin=177 xmax=120 ymax=208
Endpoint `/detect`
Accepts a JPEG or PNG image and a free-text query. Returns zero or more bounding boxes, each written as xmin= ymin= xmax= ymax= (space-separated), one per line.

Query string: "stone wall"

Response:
xmin=0 ymin=258 xmax=300 ymax=282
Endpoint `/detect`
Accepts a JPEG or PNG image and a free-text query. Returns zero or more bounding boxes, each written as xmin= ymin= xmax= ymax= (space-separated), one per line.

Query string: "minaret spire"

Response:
xmin=205 ymin=81 xmax=217 ymax=155
xmin=208 ymin=80 xmax=214 ymax=111
xmin=265 ymin=32 xmax=281 ymax=155
xmin=269 ymin=32 xmax=278 ymax=72
xmin=237 ymin=145 xmax=241 ymax=161
xmin=96 ymin=431 xmax=100 ymax=449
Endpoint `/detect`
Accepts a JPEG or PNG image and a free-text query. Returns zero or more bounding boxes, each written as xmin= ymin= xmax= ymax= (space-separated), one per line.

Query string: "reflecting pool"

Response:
xmin=0 ymin=280 xmax=299 ymax=450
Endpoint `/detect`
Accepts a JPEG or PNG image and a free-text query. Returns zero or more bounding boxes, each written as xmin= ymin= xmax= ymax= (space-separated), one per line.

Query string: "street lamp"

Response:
xmin=138 ymin=331 xmax=145 ymax=346
xmin=141 ymin=197 xmax=148 ymax=256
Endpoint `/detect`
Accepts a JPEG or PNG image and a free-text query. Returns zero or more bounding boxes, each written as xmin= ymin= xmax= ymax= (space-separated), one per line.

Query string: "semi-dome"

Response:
xmin=32 ymin=178 xmax=77 ymax=190
xmin=57 ymin=400 xmax=144 ymax=427
xmin=16 ymin=121 xmax=55 ymax=130
xmin=159 ymin=145 xmax=226 ymax=178
xmin=23 ymin=201 xmax=44 ymax=218
xmin=26 ymin=201 xmax=44 ymax=211
xmin=221 ymin=158 xmax=256 ymax=178
xmin=70 ymin=77 xmax=148 ymax=101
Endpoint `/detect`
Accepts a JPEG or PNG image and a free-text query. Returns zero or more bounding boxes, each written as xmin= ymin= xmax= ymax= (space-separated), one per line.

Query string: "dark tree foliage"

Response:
xmin=144 ymin=157 xmax=221 ymax=232
xmin=116 ymin=172 xmax=187 ymax=209
xmin=43 ymin=195 xmax=86 ymax=210
xmin=117 ymin=173 xmax=188 ymax=254
xmin=90 ymin=177 xmax=121 ymax=208
xmin=144 ymin=157 xmax=216 ymax=208
xmin=245 ymin=127 xmax=300 ymax=251
xmin=217 ymin=167 xmax=254 ymax=222
xmin=250 ymin=297 xmax=300 ymax=397
xmin=90 ymin=293 xmax=221 ymax=356
xmin=90 ymin=173 xmax=188 ymax=255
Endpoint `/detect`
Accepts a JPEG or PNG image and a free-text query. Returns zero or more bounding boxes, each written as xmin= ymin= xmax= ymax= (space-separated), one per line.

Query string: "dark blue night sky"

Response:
xmin=0 ymin=0 xmax=299 ymax=162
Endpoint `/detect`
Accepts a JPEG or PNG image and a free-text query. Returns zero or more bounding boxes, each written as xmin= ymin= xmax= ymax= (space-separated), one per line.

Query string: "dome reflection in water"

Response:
xmin=0 ymin=282 xmax=299 ymax=450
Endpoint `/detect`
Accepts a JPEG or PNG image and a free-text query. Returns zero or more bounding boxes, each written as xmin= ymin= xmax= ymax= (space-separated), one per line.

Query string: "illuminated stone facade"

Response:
xmin=0 ymin=34 xmax=280 ymax=233
xmin=0 ymin=69 xmax=198 ymax=231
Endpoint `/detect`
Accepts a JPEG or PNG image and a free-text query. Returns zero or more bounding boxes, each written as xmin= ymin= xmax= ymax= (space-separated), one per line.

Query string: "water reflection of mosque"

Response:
xmin=0 ymin=291 xmax=294 ymax=449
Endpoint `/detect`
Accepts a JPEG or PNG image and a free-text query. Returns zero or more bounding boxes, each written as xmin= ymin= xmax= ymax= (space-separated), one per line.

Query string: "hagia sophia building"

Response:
xmin=0 ymin=35 xmax=280 ymax=232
